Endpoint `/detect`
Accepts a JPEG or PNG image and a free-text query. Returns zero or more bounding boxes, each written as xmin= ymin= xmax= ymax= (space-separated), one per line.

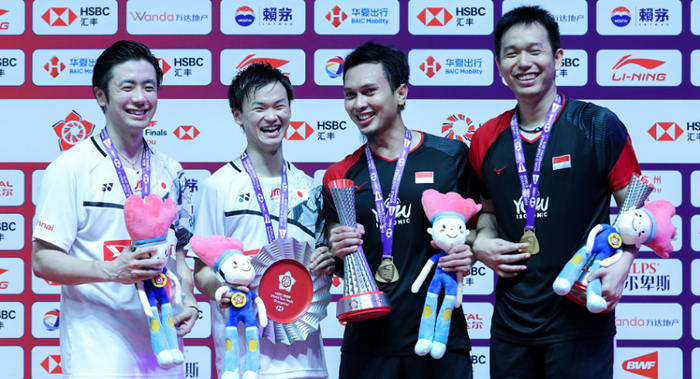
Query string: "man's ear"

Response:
xmin=395 ymin=83 xmax=408 ymax=108
xmin=94 ymin=86 xmax=107 ymax=107
xmin=232 ymin=108 xmax=243 ymax=126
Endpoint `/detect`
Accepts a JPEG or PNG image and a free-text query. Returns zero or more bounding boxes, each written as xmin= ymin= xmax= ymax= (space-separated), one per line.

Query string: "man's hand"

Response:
xmin=435 ymin=243 xmax=474 ymax=275
xmin=309 ymin=246 xmax=335 ymax=274
xmin=328 ymin=224 xmax=365 ymax=259
xmin=173 ymin=306 xmax=199 ymax=337
xmin=586 ymin=251 xmax=635 ymax=312
xmin=472 ymin=238 xmax=530 ymax=278
xmin=109 ymin=246 xmax=168 ymax=285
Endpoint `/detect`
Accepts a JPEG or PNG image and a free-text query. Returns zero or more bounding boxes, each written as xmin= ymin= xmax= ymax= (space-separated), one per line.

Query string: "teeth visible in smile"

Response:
xmin=262 ymin=126 xmax=280 ymax=133
xmin=358 ymin=113 xmax=373 ymax=121
xmin=518 ymin=74 xmax=537 ymax=80
xmin=127 ymin=110 xmax=147 ymax=115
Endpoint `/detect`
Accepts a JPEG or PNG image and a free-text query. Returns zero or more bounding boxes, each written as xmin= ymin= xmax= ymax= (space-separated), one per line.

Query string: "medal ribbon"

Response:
xmin=100 ymin=128 xmax=151 ymax=199
xmin=241 ymin=151 xmax=289 ymax=244
xmin=365 ymin=128 xmax=412 ymax=259
xmin=510 ymin=94 xmax=562 ymax=231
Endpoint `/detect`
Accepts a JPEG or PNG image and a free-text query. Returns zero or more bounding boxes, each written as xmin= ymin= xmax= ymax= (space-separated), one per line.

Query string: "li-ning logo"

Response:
xmin=420 ymin=56 xmax=441 ymax=78
xmin=44 ymin=56 xmax=66 ymax=78
xmin=173 ymin=125 xmax=200 ymax=140
xmin=52 ymin=111 xmax=95 ymax=151
xmin=417 ymin=8 xmax=453 ymax=26
xmin=237 ymin=54 xmax=290 ymax=77
xmin=613 ymin=55 xmax=665 ymax=70
xmin=648 ymin=122 xmax=683 ymax=141
xmin=286 ymin=121 xmax=313 ymax=140
xmin=326 ymin=5 xmax=347 ymax=27
xmin=157 ymin=58 xmax=171 ymax=75
xmin=42 ymin=7 xmax=77 ymax=26
xmin=441 ymin=114 xmax=478 ymax=145
xmin=611 ymin=55 xmax=667 ymax=82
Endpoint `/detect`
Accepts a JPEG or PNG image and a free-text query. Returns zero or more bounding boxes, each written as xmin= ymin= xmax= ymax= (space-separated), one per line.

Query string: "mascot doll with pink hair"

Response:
xmin=553 ymin=200 xmax=676 ymax=313
xmin=190 ymin=235 xmax=268 ymax=379
xmin=411 ymin=189 xmax=481 ymax=359
xmin=123 ymin=194 xmax=184 ymax=368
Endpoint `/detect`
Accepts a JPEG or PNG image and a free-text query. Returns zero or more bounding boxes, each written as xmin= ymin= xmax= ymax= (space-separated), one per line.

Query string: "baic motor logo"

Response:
xmin=42 ymin=7 xmax=78 ymax=26
xmin=44 ymin=56 xmax=66 ymax=78
xmin=417 ymin=8 xmax=452 ymax=27
xmin=420 ymin=56 xmax=441 ymax=78
xmin=52 ymin=111 xmax=95 ymax=151
xmin=648 ymin=122 xmax=683 ymax=141
xmin=326 ymin=5 xmax=347 ymax=28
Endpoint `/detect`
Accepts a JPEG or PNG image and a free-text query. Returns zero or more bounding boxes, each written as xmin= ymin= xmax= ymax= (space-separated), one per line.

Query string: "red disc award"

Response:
xmin=252 ymin=237 xmax=332 ymax=344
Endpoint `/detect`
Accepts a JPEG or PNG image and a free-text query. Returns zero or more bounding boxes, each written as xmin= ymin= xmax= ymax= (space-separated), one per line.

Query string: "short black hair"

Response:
xmin=494 ymin=6 xmax=561 ymax=59
xmin=344 ymin=42 xmax=409 ymax=110
xmin=227 ymin=62 xmax=294 ymax=112
xmin=92 ymin=40 xmax=162 ymax=105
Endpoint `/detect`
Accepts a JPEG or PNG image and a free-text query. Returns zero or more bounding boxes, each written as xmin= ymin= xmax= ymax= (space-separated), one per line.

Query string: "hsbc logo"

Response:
xmin=286 ymin=121 xmax=314 ymax=140
xmin=173 ymin=125 xmax=200 ymax=140
xmin=44 ymin=56 xmax=65 ymax=78
xmin=623 ymin=352 xmax=657 ymax=379
xmin=42 ymin=7 xmax=77 ymax=26
xmin=157 ymin=58 xmax=171 ymax=75
xmin=441 ymin=114 xmax=479 ymax=146
xmin=41 ymin=354 xmax=62 ymax=374
xmin=103 ymin=240 xmax=132 ymax=261
xmin=326 ymin=5 xmax=347 ymax=28
xmin=648 ymin=122 xmax=683 ymax=141
xmin=52 ymin=110 xmax=95 ymax=151
xmin=417 ymin=8 xmax=452 ymax=26
xmin=420 ymin=56 xmax=441 ymax=78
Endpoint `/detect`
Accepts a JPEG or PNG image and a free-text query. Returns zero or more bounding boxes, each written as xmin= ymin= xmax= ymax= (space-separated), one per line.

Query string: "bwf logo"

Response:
xmin=622 ymin=351 xmax=658 ymax=379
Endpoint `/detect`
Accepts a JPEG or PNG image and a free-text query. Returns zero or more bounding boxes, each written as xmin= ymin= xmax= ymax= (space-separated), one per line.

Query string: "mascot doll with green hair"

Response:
xmin=411 ymin=189 xmax=481 ymax=359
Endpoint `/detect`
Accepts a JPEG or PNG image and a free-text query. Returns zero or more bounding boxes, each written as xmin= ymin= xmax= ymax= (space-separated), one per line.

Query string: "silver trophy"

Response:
xmin=567 ymin=173 xmax=654 ymax=306
xmin=329 ymin=179 xmax=392 ymax=322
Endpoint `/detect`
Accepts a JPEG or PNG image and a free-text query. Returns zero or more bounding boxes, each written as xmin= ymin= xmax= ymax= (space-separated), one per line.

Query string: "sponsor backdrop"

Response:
xmin=0 ymin=0 xmax=699 ymax=378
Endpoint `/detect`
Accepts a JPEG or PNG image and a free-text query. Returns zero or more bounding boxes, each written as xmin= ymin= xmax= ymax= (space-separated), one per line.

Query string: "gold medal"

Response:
xmin=375 ymin=258 xmax=400 ymax=283
xmin=518 ymin=229 xmax=540 ymax=255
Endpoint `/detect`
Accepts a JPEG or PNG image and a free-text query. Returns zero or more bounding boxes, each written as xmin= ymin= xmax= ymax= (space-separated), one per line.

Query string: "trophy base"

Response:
xmin=567 ymin=281 xmax=611 ymax=314
xmin=337 ymin=291 xmax=392 ymax=322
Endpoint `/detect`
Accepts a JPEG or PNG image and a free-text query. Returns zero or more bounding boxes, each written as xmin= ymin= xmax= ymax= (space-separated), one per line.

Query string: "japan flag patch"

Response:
xmin=552 ymin=155 xmax=571 ymax=170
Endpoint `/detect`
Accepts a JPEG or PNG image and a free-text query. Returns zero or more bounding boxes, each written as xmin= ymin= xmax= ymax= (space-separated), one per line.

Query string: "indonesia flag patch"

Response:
xmin=415 ymin=171 xmax=434 ymax=184
xmin=552 ymin=154 xmax=571 ymax=170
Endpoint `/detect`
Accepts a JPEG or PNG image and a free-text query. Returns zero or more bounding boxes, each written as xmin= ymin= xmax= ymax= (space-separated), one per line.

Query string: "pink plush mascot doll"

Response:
xmin=190 ymin=235 xmax=268 ymax=379
xmin=411 ymin=189 xmax=481 ymax=359
xmin=123 ymin=193 xmax=183 ymax=368
xmin=553 ymin=200 xmax=676 ymax=313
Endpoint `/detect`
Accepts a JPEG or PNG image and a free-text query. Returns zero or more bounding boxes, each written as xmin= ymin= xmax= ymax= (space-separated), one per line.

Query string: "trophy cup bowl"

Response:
xmin=567 ymin=173 xmax=654 ymax=309
xmin=329 ymin=179 xmax=392 ymax=322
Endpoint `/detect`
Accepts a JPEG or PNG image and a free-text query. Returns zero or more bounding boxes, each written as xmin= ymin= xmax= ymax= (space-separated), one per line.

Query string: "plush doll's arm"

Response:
xmin=600 ymin=249 xmax=624 ymax=268
xmin=254 ymin=297 xmax=268 ymax=328
xmin=586 ymin=224 xmax=604 ymax=254
xmin=455 ymin=273 xmax=463 ymax=308
xmin=165 ymin=269 xmax=182 ymax=306
xmin=411 ymin=259 xmax=435 ymax=293
xmin=136 ymin=281 xmax=154 ymax=318
xmin=215 ymin=285 xmax=231 ymax=303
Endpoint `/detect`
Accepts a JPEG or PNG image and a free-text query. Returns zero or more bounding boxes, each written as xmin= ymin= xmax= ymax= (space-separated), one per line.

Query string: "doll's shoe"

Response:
xmin=587 ymin=293 xmax=607 ymax=314
xmin=430 ymin=342 xmax=446 ymax=359
xmin=156 ymin=350 xmax=174 ymax=368
xmin=242 ymin=371 xmax=259 ymax=379
xmin=552 ymin=278 xmax=572 ymax=296
xmin=222 ymin=370 xmax=238 ymax=379
xmin=170 ymin=349 xmax=184 ymax=365
xmin=414 ymin=339 xmax=432 ymax=356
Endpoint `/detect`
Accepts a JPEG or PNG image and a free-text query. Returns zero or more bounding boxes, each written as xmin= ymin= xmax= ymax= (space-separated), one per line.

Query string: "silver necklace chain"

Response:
xmin=116 ymin=147 xmax=143 ymax=173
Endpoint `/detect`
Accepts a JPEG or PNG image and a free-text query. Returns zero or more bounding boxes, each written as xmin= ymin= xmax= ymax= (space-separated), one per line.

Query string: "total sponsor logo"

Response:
xmin=0 ymin=169 xmax=23 ymax=206
xmin=313 ymin=49 xmax=352 ymax=86
xmin=441 ymin=114 xmax=480 ymax=146
xmin=326 ymin=56 xmax=344 ymax=79
xmin=462 ymin=302 xmax=493 ymax=339
xmin=51 ymin=110 xmax=94 ymax=151
xmin=596 ymin=50 xmax=681 ymax=87
xmin=648 ymin=122 xmax=682 ymax=141
xmin=43 ymin=309 xmax=59 ymax=331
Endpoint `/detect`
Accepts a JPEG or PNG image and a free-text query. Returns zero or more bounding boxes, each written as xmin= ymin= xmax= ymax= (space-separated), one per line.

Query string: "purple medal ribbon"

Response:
xmin=241 ymin=151 xmax=288 ymax=244
xmin=509 ymin=94 xmax=562 ymax=231
xmin=100 ymin=128 xmax=151 ymax=199
xmin=365 ymin=128 xmax=412 ymax=259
